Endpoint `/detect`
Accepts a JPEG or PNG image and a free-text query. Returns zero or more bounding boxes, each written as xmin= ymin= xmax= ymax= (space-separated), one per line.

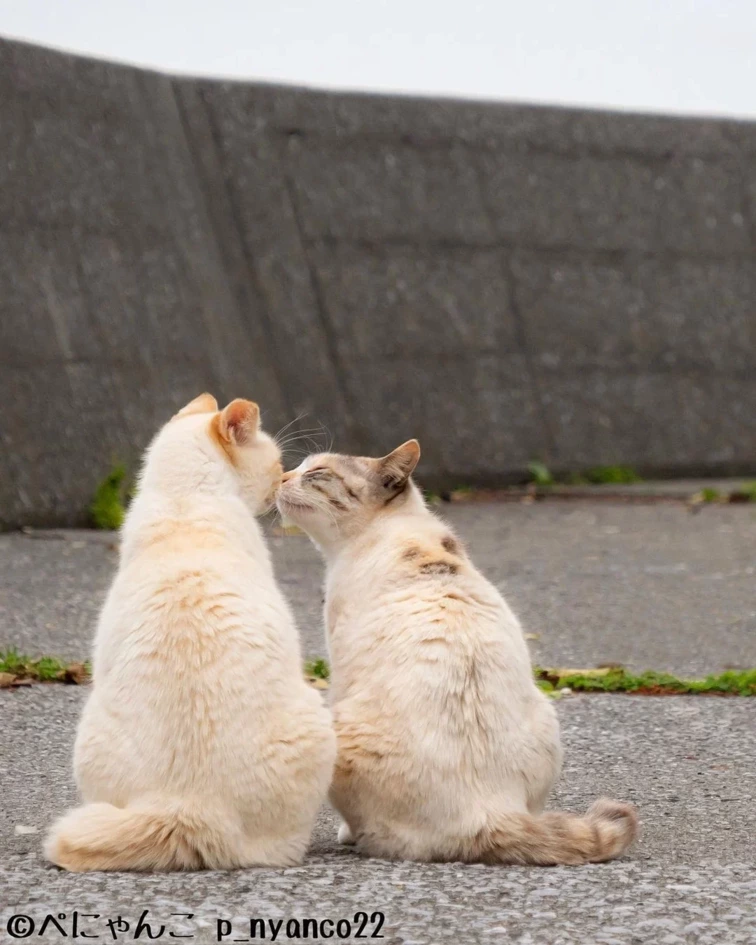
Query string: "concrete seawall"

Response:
xmin=2 ymin=38 xmax=756 ymax=526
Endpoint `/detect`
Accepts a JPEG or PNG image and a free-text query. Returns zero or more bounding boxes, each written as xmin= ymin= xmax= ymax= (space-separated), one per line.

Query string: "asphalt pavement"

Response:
xmin=1 ymin=501 xmax=755 ymax=943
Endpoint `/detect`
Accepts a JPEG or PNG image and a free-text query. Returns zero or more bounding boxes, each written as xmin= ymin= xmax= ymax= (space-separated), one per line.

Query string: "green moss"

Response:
xmin=0 ymin=647 xmax=25 ymax=676
xmin=0 ymin=648 xmax=90 ymax=683
xmin=32 ymin=655 xmax=69 ymax=681
xmin=700 ymin=487 xmax=722 ymax=503
xmin=527 ymin=463 xmax=640 ymax=487
xmin=527 ymin=461 xmax=554 ymax=487
xmin=582 ymin=466 xmax=641 ymax=485
xmin=304 ymin=658 xmax=330 ymax=680
xmin=534 ymin=665 xmax=756 ymax=696
xmin=90 ymin=464 xmax=127 ymax=530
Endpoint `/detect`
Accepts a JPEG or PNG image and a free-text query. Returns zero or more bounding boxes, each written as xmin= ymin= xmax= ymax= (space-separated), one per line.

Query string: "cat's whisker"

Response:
xmin=280 ymin=442 xmax=323 ymax=458
xmin=273 ymin=411 xmax=309 ymax=444
xmin=276 ymin=425 xmax=326 ymax=442
xmin=276 ymin=430 xmax=331 ymax=453
xmin=277 ymin=425 xmax=330 ymax=442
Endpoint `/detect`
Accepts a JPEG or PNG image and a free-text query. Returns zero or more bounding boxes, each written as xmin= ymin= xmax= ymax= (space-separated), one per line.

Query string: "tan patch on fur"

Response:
xmin=401 ymin=546 xmax=423 ymax=561
xmin=441 ymin=535 xmax=461 ymax=555
xmin=419 ymin=560 xmax=459 ymax=576
xmin=138 ymin=521 xmax=228 ymax=555
xmin=398 ymin=539 xmax=461 ymax=577
xmin=402 ymin=536 xmax=462 ymax=562
xmin=333 ymin=724 xmax=404 ymax=779
xmin=336 ymin=742 xmax=388 ymax=768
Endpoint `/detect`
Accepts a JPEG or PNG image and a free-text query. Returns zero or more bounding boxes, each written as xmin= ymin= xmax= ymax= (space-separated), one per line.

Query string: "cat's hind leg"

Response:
xmin=525 ymin=702 xmax=563 ymax=815
xmin=234 ymin=831 xmax=310 ymax=868
xmin=337 ymin=820 xmax=356 ymax=845
xmin=73 ymin=693 xmax=135 ymax=807
xmin=329 ymin=763 xmax=367 ymax=846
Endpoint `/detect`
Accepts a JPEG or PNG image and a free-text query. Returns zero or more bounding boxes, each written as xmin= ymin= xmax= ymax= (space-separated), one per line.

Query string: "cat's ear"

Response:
xmin=176 ymin=392 xmax=218 ymax=417
xmin=216 ymin=399 xmax=260 ymax=445
xmin=376 ymin=439 xmax=421 ymax=490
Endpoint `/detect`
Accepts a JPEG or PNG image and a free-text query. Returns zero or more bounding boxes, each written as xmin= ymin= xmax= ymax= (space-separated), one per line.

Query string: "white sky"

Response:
xmin=2 ymin=0 xmax=756 ymax=118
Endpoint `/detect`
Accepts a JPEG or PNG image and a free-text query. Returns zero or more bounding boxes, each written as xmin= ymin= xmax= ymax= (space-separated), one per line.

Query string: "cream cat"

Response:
xmin=277 ymin=441 xmax=637 ymax=865
xmin=45 ymin=394 xmax=336 ymax=872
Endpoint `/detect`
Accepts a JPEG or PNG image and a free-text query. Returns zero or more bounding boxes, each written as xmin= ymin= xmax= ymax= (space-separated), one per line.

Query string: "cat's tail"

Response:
xmin=480 ymin=798 xmax=638 ymax=866
xmin=44 ymin=798 xmax=241 ymax=872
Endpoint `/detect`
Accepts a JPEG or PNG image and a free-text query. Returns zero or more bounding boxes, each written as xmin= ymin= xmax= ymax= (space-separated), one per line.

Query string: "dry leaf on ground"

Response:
xmin=59 ymin=662 xmax=89 ymax=685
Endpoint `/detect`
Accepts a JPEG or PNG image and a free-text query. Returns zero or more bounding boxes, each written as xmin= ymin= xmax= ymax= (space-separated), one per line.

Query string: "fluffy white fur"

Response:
xmin=277 ymin=441 xmax=637 ymax=865
xmin=45 ymin=394 xmax=336 ymax=872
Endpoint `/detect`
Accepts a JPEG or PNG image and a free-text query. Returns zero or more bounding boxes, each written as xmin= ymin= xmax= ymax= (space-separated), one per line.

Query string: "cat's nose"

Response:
xmin=281 ymin=470 xmax=297 ymax=483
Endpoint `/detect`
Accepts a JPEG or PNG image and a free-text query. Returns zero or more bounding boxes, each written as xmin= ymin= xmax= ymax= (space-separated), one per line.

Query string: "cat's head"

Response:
xmin=141 ymin=393 xmax=282 ymax=514
xmin=276 ymin=439 xmax=421 ymax=545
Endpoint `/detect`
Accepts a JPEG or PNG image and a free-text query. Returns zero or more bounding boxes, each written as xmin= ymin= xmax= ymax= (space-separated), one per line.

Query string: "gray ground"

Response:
xmin=1 ymin=502 xmax=755 ymax=943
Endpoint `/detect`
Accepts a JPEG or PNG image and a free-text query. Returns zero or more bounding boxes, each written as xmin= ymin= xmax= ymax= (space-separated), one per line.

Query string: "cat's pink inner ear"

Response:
xmin=379 ymin=439 xmax=421 ymax=484
xmin=176 ymin=392 xmax=218 ymax=417
xmin=218 ymin=399 xmax=260 ymax=445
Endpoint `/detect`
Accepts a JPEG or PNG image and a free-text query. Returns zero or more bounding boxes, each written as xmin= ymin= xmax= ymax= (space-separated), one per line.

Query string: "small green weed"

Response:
xmin=90 ymin=464 xmax=128 ymax=530
xmin=527 ymin=461 xmax=554 ymax=487
xmin=304 ymin=658 xmax=330 ymax=681
xmin=700 ymin=487 xmax=722 ymax=503
xmin=582 ymin=466 xmax=641 ymax=485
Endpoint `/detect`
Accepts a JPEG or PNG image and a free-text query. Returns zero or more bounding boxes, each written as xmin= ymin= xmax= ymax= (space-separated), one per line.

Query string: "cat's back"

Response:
xmin=332 ymin=512 xmax=514 ymax=641
xmin=96 ymin=512 xmax=293 ymax=678
xmin=328 ymin=511 xmax=535 ymax=702
xmin=328 ymin=511 xmax=555 ymax=805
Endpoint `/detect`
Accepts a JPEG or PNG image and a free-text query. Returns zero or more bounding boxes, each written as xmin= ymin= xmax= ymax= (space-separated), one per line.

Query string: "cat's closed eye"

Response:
xmin=303 ymin=467 xmax=331 ymax=480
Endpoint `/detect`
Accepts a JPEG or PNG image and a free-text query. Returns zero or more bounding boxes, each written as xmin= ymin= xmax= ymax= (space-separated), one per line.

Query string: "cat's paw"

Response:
xmin=337 ymin=822 xmax=356 ymax=845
